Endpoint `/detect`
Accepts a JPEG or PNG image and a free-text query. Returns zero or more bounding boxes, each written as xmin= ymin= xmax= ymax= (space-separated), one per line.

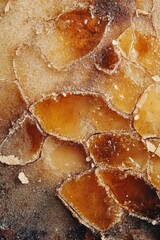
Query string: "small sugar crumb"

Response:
xmin=134 ymin=114 xmax=139 ymax=121
xmin=4 ymin=3 xmax=10 ymax=12
xmin=112 ymin=40 xmax=117 ymax=45
xmin=18 ymin=172 xmax=29 ymax=184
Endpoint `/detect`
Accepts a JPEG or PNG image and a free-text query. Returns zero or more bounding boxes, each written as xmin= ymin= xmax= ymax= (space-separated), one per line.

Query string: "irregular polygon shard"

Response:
xmin=30 ymin=92 xmax=131 ymax=142
xmin=58 ymin=170 xmax=122 ymax=231
xmin=133 ymin=84 xmax=160 ymax=139
xmin=96 ymin=60 xmax=152 ymax=114
xmin=94 ymin=44 xmax=120 ymax=74
xmin=117 ymin=15 xmax=160 ymax=76
xmin=148 ymin=154 xmax=160 ymax=192
xmin=0 ymin=114 xmax=45 ymax=165
xmin=35 ymin=9 xmax=106 ymax=69
xmin=0 ymin=81 xmax=27 ymax=145
xmin=88 ymin=132 xmax=149 ymax=171
xmin=41 ymin=136 xmax=89 ymax=179
xmin=97 ymin=167 xmax=160 ymax=224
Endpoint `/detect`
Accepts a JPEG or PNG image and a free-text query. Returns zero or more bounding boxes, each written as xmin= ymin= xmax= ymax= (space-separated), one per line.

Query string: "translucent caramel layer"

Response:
xmin=31 ymin=93 xmax=131 ymax=141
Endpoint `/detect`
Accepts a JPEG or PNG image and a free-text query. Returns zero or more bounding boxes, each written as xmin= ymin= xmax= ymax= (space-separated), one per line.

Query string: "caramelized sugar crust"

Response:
xmin=58 ymin=170 xmax=122 ymax=231
xmin=1 ymin=0 xmax=160 ymax=238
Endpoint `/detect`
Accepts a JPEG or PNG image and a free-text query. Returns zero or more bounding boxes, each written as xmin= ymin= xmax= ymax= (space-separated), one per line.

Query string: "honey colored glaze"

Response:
xmin=134 ymin=84 xmax=160 ymax=139
xmin=36 ymin=9 xmax=106 ymax=69
xmin=117 ymin=27 xmax=134 ymax=58
xmin=58 ymin=170 xmax=121 ymax=231
xmin=148 ymin=155 xmax=160 ymax=192
xmin=95 ymin=44 xmax=119 ymax=72
xmin=0 ymin=116 xmax=44 ymax=164
xmin=88 ymin=132 xmax=149 ymax=171
xmin=31 ymin=93 xmax=131 ymax=141
xmin=133 ymin=31 xmax=160 ymax=75
xmin=96 ymin=60 xmax=152 ymax=115
xmin=0 ymin=82 xmax=27 ymax=145
xmin=97 ymin=168 xmax=160 ymax=222
xmin=41 ymin=136 xmax=89 ymax=178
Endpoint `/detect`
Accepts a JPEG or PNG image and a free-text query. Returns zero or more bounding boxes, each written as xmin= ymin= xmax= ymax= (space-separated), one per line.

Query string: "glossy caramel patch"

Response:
xmin=58 ymin=170 xmax=122 ymax=231
xmin=88 ymin=132 xmax=148 ymax=171
xmin=133 ymin=84 xmax=160 ymax=139
xmin=31 ymin=93 xmax=131 ymax=141
xmin=35 ymin=9 xmax=106 ymax=69
xmin=97 ymin=168 xmax=160 ymax=223
xmin=41 ymin=136 xmax=89 ymax=178
xmin=0 ymin=81 xmax=27 ymax=145
xmin=0 ymin=115 xmax=45 ymax=165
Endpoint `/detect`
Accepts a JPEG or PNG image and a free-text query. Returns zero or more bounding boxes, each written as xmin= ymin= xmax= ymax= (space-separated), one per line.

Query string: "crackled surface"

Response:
xmin=88 ymin=132 xmax=149 ymax=171
xmin=1 ymin=0 xmax=160 ymax=239
xmin=31 ymin=93 xmax=131 ymax=141
xmin=97 ymin=167 xmax=160 ymax=223
xmin=58 ymin=170 xmax=122 ymax=231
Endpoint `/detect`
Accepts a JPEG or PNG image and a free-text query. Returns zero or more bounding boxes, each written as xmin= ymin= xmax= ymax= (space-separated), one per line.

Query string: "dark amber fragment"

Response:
xmin=88 ymin=132 xmax=149 ymax=171
xmin=97 ymin=167 xmax=160 ymax=223
xmin=58 ymin=170 xmax=122 ymax=231
xmin=95 ymin=44 xmax=119 ymax=74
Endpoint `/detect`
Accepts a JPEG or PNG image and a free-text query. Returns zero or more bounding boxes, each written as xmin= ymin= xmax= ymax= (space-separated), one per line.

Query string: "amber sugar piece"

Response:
xmin=97 ymin=60 xmax=152 ymax=114
xmin=41 ymin=136 xmax=89 ymax=179
xmin=0 ymin=81 xmax=27 ymax=145
xmin=31 ymin=93 xmax=131 ymax=142
xmin=95 ymin=44 xmax=120 ymax=74
xmin=133 ymin=84 xmax=160 ymax=139
xmin=145 ymin=138 xmax=160 ymax=157
xmin=58 ymin=170 xmax=122 ymax=231
xmin=88 ymin=132 xmax=149 ymax=171
xmin=0 ymin=115 xmax=45 ymax=165
xmin=148 ymin=154 xmax=160 ymax=192
xmin=97 ymin=167 xmax=160 ymax=223
xmin=35 ymin=9 xmax=106 ymax=69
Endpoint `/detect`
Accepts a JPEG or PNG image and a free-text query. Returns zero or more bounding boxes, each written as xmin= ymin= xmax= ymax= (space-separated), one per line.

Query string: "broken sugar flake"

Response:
xmin=18 ymin=172 xmax=29 ymax=184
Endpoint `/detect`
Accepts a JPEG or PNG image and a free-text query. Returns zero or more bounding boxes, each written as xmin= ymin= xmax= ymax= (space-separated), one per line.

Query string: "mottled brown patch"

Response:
xmin=95 ymin=44 xmax=119 ymax=72
xmin=90 ymin=0 xmax=133 ymax=22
